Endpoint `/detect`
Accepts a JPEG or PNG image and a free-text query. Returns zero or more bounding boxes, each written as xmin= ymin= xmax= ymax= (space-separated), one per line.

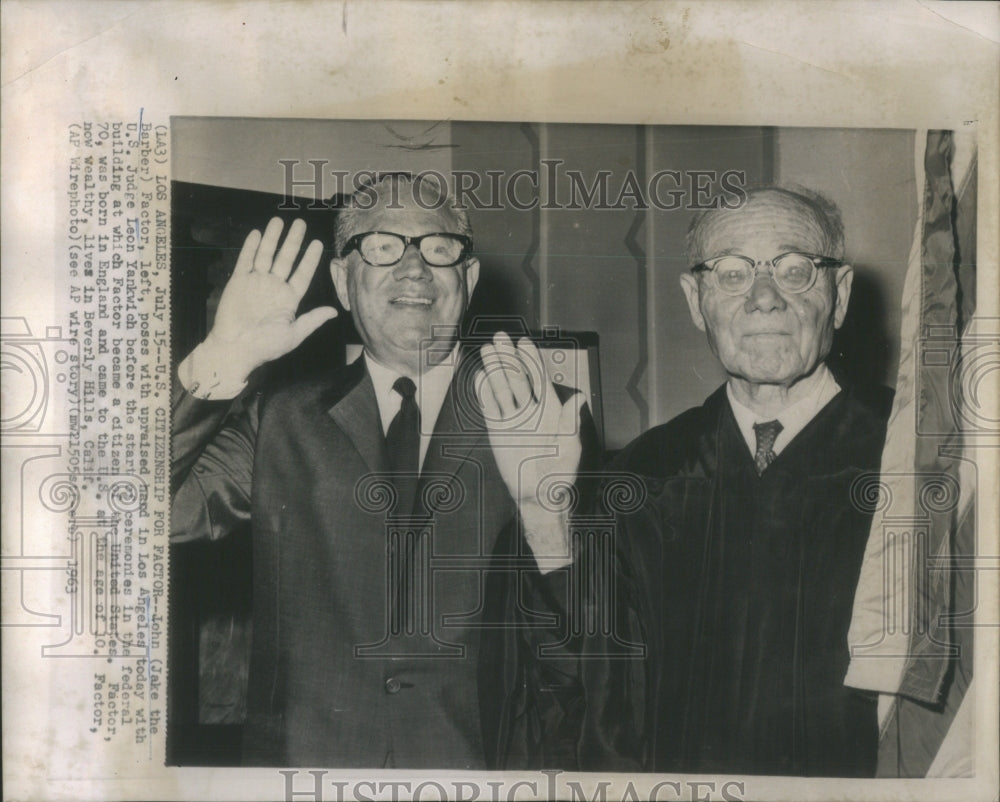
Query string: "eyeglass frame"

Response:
xmin=339 ymin=230 xmax=474 ymax=268
xmin=690 ymin=251 xmax=843 ymax=295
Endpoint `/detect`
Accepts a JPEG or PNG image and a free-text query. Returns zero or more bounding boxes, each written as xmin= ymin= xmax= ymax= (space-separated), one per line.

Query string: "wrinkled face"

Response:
xmin=679 ymin=194 xmax=853 ymax=387
xmin=331 ymin=199 xmax=479 ymax=374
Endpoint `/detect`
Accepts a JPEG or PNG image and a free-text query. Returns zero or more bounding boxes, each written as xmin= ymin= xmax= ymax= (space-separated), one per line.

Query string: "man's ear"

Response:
xmin=464 ymin=257 xmax=480 ymax=302
xmin=330 ymin=258 xmax=351 ymax=311
xmin=679 ymin=272 xmax=707 ymax=332
xmin=832 ymin=263 xmax=853 ymax=329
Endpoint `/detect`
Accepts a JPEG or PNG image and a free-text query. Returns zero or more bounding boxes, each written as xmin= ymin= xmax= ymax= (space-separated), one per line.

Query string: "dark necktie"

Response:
xmin=752 ymin=419 xmax=783 ymax=475
xmin=386 ymin=377 xmax=420 ymax=635
xmin=386 ymin=376 xmax=420 ymax=515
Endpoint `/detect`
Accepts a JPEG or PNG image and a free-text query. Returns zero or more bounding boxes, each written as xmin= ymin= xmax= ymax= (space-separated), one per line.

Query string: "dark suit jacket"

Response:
xmin=579 ymin=382 xmax=893 ymax=776
xmin=172 ymin=351 xmax=596 ymax=768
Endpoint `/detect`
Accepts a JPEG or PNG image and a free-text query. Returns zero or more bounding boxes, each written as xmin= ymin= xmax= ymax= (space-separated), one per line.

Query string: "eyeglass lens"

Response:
xmin=712 ymin=254 xmax=817 ymax=294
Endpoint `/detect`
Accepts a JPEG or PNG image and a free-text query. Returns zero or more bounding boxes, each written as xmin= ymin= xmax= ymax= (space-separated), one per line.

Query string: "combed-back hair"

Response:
xmin=685 ymin=184 xmax=846 ymax=264
xmin=334 ymin=172 xmax=472 ymax=256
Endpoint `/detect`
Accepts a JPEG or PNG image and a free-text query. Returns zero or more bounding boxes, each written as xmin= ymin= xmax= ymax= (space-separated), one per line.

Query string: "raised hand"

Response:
xmin=477 ymin=332 xmax=586 ymax=569
xmin=206 ymin=217 xmax=337 ymax=378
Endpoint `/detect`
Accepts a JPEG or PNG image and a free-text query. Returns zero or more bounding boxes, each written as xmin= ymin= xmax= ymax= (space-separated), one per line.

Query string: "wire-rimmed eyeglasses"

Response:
xmin=691 ymin=252 xmax=842 ymax=295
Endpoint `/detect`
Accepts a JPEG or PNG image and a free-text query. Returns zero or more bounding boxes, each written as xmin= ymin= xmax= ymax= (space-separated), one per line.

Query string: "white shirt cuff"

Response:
xmin=520 ymin=504 xmax=573 ymax=574
xmin=178 ymin=338 xmax=250 ymax=400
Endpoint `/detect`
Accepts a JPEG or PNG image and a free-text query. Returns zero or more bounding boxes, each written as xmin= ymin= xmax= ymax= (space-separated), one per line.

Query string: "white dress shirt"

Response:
xmin=726 ymin=364 xmax=842 ymax=459
xmin=364 ymin=347 xmax=459 ymax=471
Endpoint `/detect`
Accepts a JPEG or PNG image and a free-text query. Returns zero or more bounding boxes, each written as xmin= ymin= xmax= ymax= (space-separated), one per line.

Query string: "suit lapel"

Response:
xmin=327 ymin=359 xmax=389 ymax=474
xmin=420 ymin=354 xmax=490 ymax=481
xmin=418 ymin=351 xmax=513 ymax=560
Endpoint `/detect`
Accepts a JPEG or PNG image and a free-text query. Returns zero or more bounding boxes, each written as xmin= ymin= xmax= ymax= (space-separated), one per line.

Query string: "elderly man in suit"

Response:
xmin=583 ymin=186 xmax=893 ymax=777
xmin=171 ymin=174 xmax=587 ymax=768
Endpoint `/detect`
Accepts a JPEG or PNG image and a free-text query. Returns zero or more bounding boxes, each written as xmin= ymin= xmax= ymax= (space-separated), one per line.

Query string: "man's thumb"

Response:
xmin=559 ymin=391 xmax=586 ymax=434
xmin=291 ymin=306 xmax=338 ymax=345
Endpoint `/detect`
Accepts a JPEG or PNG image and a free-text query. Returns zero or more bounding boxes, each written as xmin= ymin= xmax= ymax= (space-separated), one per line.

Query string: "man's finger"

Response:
xmin=475 ymin=369 xmax=502 ymax=421
xmin=494 ymin=333 xmax=533 ymax=410
xmin=253 ymin=217 xmax=285 ymax=272
xmin=515 ymin=337 xmax=548 ymax=404
xmin=289 ymin=306 xmax=338 ymax=347
xmin=272 ymin=219 xmax=308 ymax=280
xmin=234 ymin=229 xmax=262 ymax=276
xmin=480 ymin=344 xmax=517 ymax=417
xmin=559 ymin=392 xmax=586 ymax=436
xmin=288 ymin=239 xmax=325 ymax=296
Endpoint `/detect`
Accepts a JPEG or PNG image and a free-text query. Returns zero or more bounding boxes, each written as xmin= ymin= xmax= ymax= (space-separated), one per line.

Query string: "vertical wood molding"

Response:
xmin=538 ymin=123 xmax=550 ymax=327
xmin=624 ymin=125 xmax=650 ymax=433
xmin=644 ymin=126 xmax=659 ymax=424
xmin=519 ymin=122 xmax=542 ymax=329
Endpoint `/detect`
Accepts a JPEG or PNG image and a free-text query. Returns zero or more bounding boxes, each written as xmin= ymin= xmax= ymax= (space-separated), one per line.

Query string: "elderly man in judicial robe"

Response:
xmin=582 ymin=186 xmax=893 ymax=777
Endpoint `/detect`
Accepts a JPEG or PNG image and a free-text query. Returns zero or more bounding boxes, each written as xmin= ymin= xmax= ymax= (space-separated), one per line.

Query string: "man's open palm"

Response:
xmin=477 ymin=332 xmax=585 ymax=510
xmin=209 ymin=217 xmax=337 ymax=374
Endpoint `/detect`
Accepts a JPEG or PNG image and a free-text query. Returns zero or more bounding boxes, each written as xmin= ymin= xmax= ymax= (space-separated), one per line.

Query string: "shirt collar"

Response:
xmin=726 ymin=364 xmax=841 ymax=458
xmin=364 ymin=346 xmax=459 ymax=441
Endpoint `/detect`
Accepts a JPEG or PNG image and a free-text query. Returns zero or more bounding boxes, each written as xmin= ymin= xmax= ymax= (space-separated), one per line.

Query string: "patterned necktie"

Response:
xmin=386 ymin=376 xmax=420 ymax=515
xmin=752 ymin=419 xmax=783 ymax=475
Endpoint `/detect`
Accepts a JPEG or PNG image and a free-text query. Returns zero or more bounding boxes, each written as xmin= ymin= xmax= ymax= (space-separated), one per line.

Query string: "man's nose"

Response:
xmin=744 ymin=274 xmax=787 ymax=313
xmin=393 ymin=243 xmax=432 ymax=280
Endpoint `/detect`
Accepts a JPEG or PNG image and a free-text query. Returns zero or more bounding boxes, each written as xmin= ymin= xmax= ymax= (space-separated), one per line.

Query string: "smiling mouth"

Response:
xmin=391 ymin=297 xmax=434 ymax=307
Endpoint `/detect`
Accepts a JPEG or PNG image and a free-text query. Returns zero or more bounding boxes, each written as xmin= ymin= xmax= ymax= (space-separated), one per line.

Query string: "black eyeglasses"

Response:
xmin=691 ymin=252 xmax=841 ymax=295
xmin=340 ymin=231 xmax=473 ymax=267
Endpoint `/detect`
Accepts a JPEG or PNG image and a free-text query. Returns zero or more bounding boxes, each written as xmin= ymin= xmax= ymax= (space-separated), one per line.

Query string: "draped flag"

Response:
xmin=844 ymin=129 xmax=979 ymax=777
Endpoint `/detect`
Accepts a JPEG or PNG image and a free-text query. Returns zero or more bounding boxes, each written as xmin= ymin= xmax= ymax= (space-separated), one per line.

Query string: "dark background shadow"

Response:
xmin=828 ymin=268 xmax=893 ymax=388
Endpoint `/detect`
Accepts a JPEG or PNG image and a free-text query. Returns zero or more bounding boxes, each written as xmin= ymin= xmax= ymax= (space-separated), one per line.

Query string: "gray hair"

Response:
xmin=334 ymin=173 xmax=472 ymax=256
xmin=685 ymin=184 xmax=846 ymax=264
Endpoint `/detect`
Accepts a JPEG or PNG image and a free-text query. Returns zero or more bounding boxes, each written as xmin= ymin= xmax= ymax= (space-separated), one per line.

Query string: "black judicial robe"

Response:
xmin=581 ymin=382 xmax=893 ymax=776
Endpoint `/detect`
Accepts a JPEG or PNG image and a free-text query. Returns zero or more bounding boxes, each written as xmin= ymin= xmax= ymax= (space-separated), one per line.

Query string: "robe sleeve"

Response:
xmin=479 ymin=398 xmax=651 ymax=771
xmin=567 ymin=440 xmax=671 ymax=772
xmin=480 ymin=504 xmax=652 ymax=770
xmin=479 ymin=558 xmax=586 ymax=769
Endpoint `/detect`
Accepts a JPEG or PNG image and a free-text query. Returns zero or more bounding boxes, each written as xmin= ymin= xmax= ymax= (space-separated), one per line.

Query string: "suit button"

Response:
xmin=384 ymin=677 xmax=401 ymax=694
